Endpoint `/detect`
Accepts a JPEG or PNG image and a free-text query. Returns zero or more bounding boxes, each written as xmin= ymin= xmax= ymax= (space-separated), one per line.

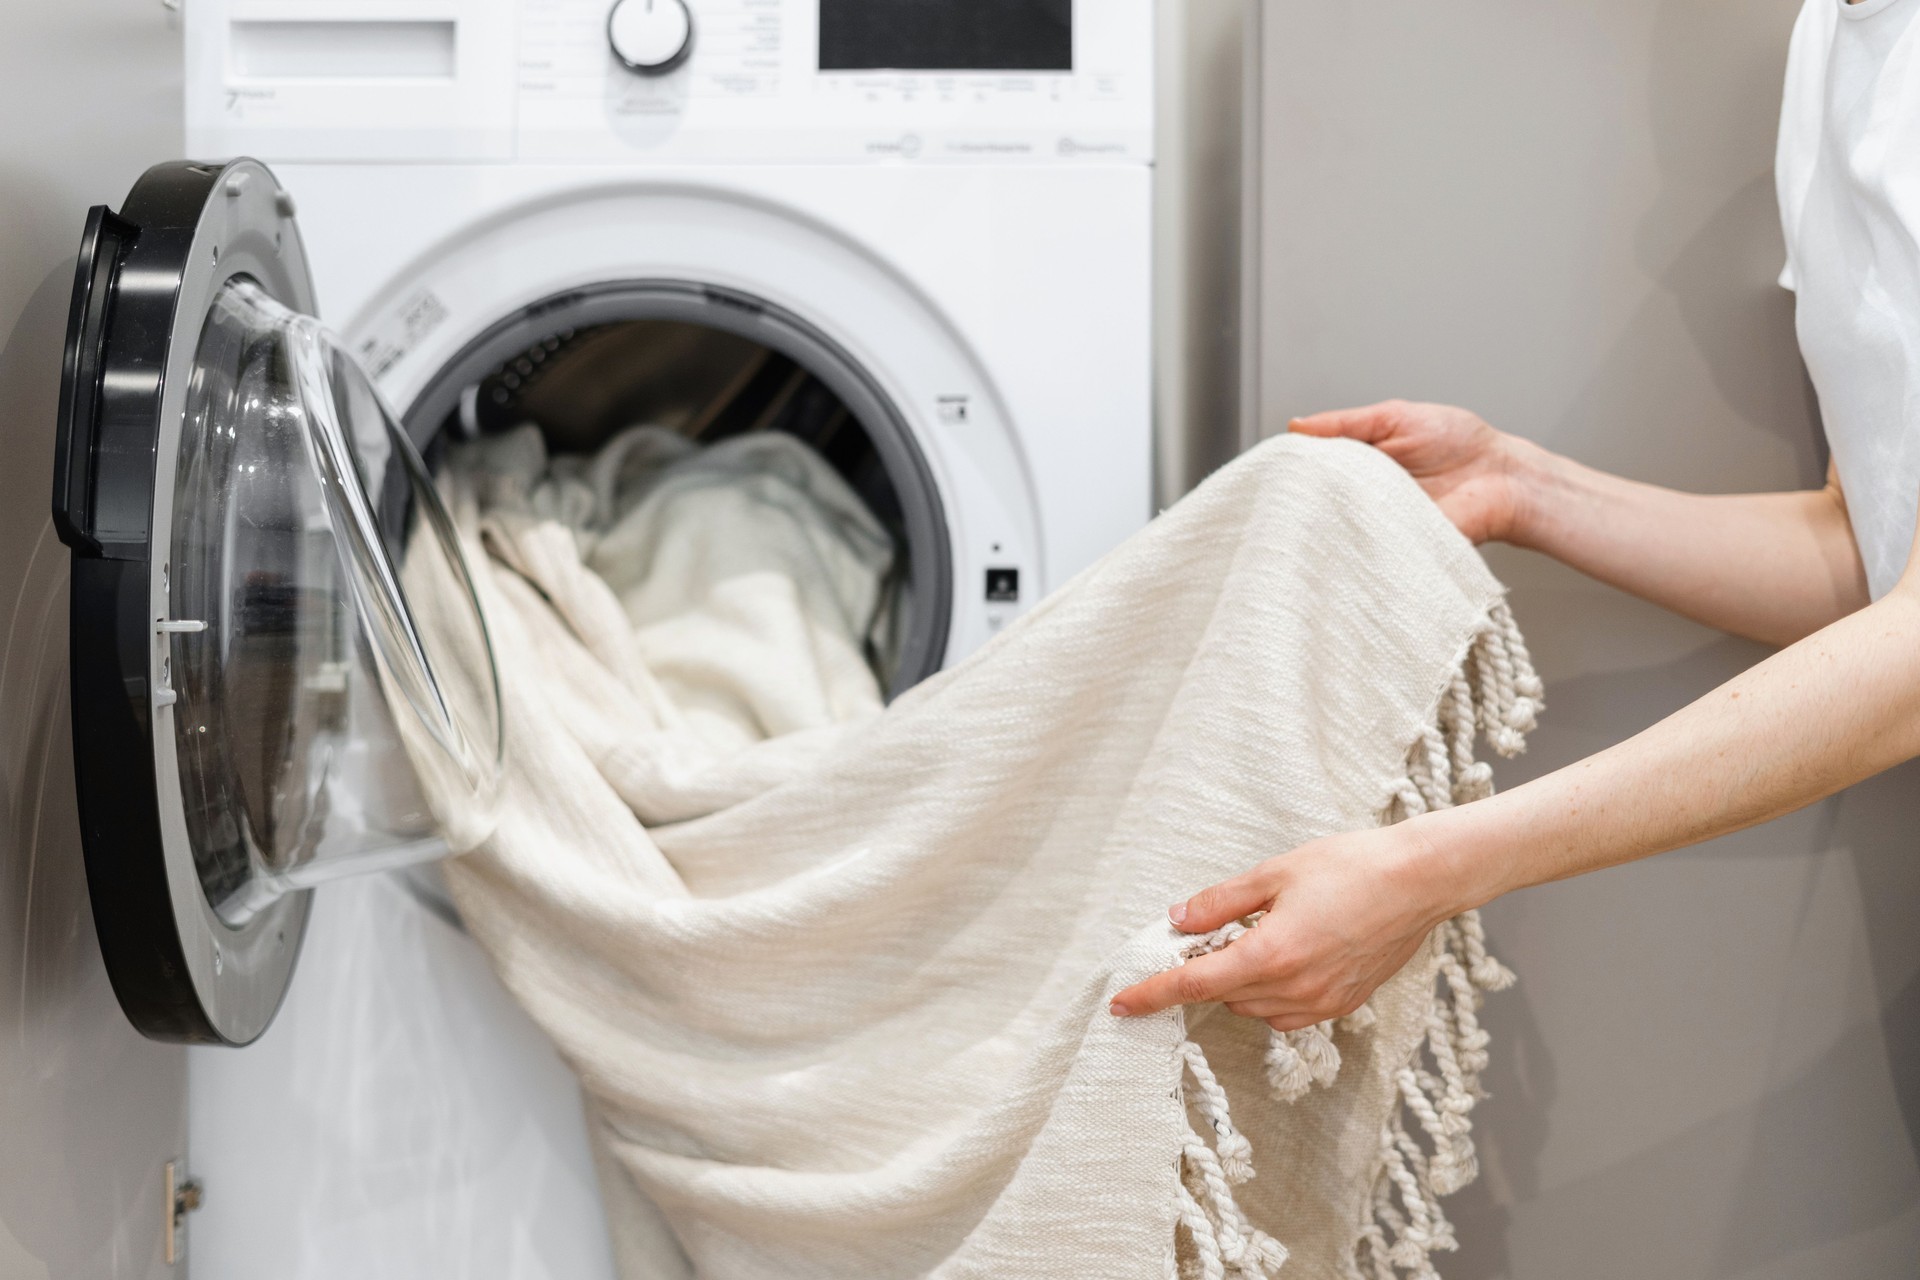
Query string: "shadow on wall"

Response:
xmin=1557 ymin=172 xmax=1822 ymax=487
xmin=1704 ymin=764 xmax=1920 ymax=1278
xmin=1251 ymin=0 xmax=1919 ymax=1273
xmin=1554 ymin=0 xmax=1822 ymax=488
xmin=0 ymin=261 xmax=187 ymax=1277
xmin=1428 ymin=2 xmax=1920 ymax=1274
xmin=1637 ymin=0 xmax=1822 ymax=461
xmin=1447 ymin=636 xmax=1920 ymax=1279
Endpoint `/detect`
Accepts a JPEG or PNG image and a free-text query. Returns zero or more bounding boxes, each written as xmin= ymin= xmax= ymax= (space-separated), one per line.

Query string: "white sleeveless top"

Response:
xmin=1777 ymin=0 xmax=1920 ymax=599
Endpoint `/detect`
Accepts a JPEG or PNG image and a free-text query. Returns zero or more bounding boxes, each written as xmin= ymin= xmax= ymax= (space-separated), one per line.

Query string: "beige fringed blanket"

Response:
xmin=411 ymin=427 xmax=1542 ymax=1280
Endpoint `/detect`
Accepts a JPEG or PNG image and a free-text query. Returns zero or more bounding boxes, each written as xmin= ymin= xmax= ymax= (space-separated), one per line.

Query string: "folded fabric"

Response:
xmin=405 ymin=429 xmax=1542 ymax=1280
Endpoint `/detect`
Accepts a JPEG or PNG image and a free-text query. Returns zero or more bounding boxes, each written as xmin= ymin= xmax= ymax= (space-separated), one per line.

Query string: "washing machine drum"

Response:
xmin=54 ymin=160 xmax=502 ymax=1045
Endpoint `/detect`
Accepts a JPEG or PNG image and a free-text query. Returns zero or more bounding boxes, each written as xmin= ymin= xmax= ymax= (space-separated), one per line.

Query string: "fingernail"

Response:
xmin=1168 ymin=903 xmax=1188 ymax=926
xmin=1109 ymin=1001 xmax=1128 ymax=1017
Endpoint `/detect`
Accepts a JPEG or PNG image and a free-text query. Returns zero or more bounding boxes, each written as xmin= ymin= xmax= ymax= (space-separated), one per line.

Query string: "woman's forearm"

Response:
xmin=1505 ymin=439 xmax=1869 ymax=646
xmin=1112 ymin=477 xmax=1919 ymax=1032
xmin=1415 ymin=584 xmax=1920 ymax=914
xmin=1118 ymin=411 xmax=1908 ymax=1031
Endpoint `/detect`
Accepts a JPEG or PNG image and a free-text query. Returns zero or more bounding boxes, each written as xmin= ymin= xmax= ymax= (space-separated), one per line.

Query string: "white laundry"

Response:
xmin=407 ymin=429 xmax=1541 ymax=1280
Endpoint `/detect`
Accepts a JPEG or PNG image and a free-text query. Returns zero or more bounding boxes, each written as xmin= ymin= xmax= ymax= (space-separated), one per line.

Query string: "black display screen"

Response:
xmin=819 ymin=0 xmax=1072 ymax=73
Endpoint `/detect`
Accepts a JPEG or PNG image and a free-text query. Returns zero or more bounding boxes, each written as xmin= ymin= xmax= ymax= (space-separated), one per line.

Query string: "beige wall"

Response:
xmin=0 ymin=4 xmax=188 ymax=1278
xmin=1245 ymin=1 xmax=1920 ymax=1275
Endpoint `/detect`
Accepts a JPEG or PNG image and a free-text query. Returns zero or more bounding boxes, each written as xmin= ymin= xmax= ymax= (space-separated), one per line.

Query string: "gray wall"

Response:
xmin=0 ymin=4 xmax=188 ymax=1278
xmin=1248 ymin=1 xmax=1920 ymax=1275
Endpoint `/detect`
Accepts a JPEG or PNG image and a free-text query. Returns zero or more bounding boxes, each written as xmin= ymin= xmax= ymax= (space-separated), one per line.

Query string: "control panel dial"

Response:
xmin=607 ymin=0 xmax=694 ymax=76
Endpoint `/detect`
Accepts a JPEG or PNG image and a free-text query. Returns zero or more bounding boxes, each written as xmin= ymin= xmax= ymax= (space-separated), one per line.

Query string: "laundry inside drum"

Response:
xmin=413 ymin=311 xmax=947 ymax=699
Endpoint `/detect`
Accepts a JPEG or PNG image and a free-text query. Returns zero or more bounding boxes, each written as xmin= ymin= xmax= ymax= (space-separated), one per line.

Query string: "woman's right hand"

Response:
xmin=1290 ymin=401 xmax=1534 ymax=545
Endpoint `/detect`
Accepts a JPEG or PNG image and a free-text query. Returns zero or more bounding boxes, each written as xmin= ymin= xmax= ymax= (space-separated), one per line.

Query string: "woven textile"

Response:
xmin=411 ymin=429 xmax=1541 ymax=1279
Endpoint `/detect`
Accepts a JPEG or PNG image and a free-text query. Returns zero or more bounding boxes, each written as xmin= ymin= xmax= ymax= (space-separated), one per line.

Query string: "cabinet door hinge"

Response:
xmin=164 ymin=1161 xmax=203 ymax=1265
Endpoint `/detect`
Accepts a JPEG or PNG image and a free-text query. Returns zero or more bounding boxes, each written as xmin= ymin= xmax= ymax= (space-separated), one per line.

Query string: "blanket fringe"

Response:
xmin=1167 ymin=599 xmax=1538 ymax=1280
xmin=1172 ymin=1036 xmax=1290 ymax=1280
xmin=1351 ymin=599 xmax=1533 ymax=1280
xmin=1178 ymin=922 xmax=1347 ymax=1107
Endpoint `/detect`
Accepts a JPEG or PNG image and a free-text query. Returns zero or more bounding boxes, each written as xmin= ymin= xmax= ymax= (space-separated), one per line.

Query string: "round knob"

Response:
xmin=607 ymin=0 xmax=694 ymax=76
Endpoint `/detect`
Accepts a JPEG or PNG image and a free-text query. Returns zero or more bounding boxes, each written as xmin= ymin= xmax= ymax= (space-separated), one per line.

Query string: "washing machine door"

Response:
xmin=51 ymin=159 xmax=503 ymax=1045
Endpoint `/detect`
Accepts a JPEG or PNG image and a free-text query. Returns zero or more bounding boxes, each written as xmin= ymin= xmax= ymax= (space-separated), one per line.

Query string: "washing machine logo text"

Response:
xmin=356 ymin=290 xmax=451 ymax=382
xmin=1057 ymin=137 xmax=1129 ymax=157
xmin=866 ymin=133 xmax=923 ymax=158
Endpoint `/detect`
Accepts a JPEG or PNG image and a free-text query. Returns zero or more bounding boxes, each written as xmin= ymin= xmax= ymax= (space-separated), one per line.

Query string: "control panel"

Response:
xmin=185 ymin=0 xmax=1153 ymax=164
xmin=606 ymin=0 xmax=695 ymax=75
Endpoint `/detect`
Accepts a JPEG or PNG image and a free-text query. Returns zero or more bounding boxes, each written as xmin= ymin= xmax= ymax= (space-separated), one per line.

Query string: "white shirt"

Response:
xmin=1777 ymin=0 xmax=1920 ymax=599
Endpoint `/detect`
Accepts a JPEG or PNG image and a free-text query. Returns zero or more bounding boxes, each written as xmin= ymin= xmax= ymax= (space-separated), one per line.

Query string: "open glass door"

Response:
xmin=53 ymin=159 xmax=501 ymax=1045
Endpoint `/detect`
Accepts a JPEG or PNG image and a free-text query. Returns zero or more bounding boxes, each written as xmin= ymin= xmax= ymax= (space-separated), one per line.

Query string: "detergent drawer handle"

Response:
xmin=53 ymin=204 xmax=140 ymax=558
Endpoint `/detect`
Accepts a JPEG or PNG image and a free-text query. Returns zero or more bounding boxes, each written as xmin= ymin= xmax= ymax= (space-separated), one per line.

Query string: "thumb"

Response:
xmin=1288 ymin=403 xmax=1395 ymax=444
xmin=1169 ymin=866 xmax=1280 ymax=935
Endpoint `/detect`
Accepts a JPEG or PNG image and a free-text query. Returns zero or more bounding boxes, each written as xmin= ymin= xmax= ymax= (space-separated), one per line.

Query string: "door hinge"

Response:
xmin=164 ymin=1160 xmax=203 ymax=1265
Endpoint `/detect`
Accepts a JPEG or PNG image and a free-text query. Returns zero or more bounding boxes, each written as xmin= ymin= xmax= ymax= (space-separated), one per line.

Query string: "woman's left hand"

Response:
xmin=1107 ymin=825 xmax=1457 ymax=1031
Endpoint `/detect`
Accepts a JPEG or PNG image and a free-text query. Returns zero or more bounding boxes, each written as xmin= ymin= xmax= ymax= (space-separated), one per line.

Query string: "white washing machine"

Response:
xmin=52 ymin=2 xmax=1152 ymax=1274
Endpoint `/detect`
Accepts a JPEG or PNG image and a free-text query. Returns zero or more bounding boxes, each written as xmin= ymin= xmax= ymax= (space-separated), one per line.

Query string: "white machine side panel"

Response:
xmin=188 ymin=878 xmax=633 ymax=1280
xmin=187 ymin=0 xmax=1153 ymax=163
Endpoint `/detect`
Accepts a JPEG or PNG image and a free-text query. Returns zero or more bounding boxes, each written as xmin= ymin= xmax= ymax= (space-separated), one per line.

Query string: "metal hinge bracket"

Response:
xmin=164 ymin=1160 xmax=203 ymax=1265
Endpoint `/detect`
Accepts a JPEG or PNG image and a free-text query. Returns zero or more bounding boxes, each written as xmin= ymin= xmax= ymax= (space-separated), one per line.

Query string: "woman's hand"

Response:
xmin=1297 ymin=400 xmax=1867 ymax=644
xmin=1108 ymin=825 xmax=1460 ymax=1032
xmin=1291 ymin=401 xmax=1534 ymax=546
